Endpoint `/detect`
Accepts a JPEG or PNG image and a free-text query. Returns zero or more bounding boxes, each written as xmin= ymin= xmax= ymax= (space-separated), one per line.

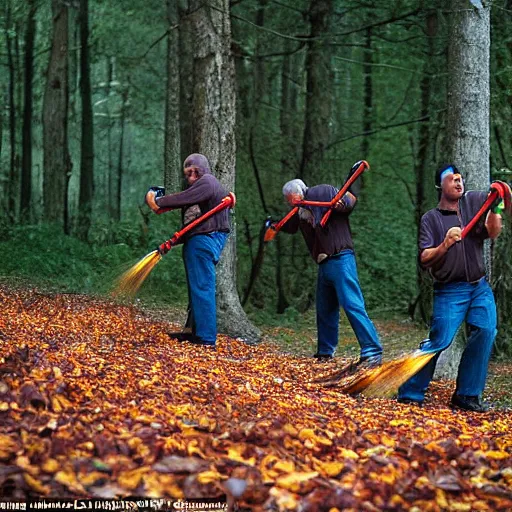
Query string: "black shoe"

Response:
xmin=168 ymin=332 xmax=196 ymax=342
xmin=313 ymin=353 xmax=334 ymax=361
xmin=397 ymin=397 xmax=423 ymax=407
xmin=450 ymin=394 xmax=489 ymax=413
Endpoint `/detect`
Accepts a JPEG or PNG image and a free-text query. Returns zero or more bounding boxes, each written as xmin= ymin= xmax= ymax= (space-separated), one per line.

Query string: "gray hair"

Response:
xmin=282 ymin=179 xmax=308 ymax=198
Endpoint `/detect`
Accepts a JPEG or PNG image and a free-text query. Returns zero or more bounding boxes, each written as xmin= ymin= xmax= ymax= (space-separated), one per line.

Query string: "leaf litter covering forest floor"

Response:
xmin=1 ymin=285 xmax=512 ymax=511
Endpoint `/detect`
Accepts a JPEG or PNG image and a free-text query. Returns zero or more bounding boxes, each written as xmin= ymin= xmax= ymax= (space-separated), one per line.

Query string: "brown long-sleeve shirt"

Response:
xmin=156 ymin=174 xmax=230 ymax=240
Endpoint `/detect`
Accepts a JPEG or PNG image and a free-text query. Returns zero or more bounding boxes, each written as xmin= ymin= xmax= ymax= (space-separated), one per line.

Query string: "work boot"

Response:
xmin=450 ymin=394 xmax=489 ymax=413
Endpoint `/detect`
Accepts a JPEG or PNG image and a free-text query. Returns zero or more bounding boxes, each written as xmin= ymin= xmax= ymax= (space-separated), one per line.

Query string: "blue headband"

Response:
xmin=439 ymin=166 xmax=455 ymax=184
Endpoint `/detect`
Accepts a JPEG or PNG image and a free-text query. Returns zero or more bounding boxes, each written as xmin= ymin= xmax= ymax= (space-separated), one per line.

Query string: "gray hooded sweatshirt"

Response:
xmin=155 ymin=153 xmax=230 ymax=240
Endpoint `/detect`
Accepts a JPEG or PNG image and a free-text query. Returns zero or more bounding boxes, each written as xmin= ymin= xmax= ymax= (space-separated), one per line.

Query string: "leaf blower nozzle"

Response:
xmin=158 ymin=240 xmax=172 ymax=255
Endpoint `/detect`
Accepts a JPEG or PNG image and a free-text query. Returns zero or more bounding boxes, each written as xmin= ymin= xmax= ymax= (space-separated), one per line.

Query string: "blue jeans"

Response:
xmin=316 ymin=250 xmax=382 ymax=358
xmin=183 ymin=232 xmax=228 ymax=345
xmin=398 ymin=278 xmax=497 ymax=402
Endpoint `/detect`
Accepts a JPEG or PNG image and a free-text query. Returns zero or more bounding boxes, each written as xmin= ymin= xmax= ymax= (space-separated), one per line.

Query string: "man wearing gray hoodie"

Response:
xmin=145 ymin=154 xmax=230 ymax=347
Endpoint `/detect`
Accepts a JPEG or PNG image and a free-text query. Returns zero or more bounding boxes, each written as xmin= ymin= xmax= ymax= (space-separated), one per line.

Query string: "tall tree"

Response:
xmin=42 ymin=0 xmax=71 ymax=231
xmin=435 ymin=0 xmax=491 ymax=379
xmin=20 ymin=0 xmax=37 ymax=221
xmin=77 ymin=0 xmax=94 ymax=241
xmin=164 ymin=0 xmax=181 ymax=191
xmin=411 ymin=9 xmax=440 ymax=324
xmin=187 ymin=0 xmax=260 ymax=342
xmin=178 ymin=0 xmax=194 ymax=162
xmin=4 ymin=2 xmax=18 ymax=222
xmin=299 ymin=0 xmax=333 ymax=182
xmin=114 ymin=89 xmax=128 ymax=222
xmin=360 ymin=26 xmax=373 ymax=184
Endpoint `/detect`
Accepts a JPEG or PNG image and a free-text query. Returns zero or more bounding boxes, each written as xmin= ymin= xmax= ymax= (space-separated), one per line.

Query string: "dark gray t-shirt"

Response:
xmin=419 ymin=191 xmax=489 ymax=283
xmin=282 ymin=184 xmax=355 ymax=262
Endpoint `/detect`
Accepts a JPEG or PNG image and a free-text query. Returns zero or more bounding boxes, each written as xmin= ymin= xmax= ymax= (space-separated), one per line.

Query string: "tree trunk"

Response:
xmin=435 ymin=0 xmax=490 ymax=380
xmin=115 ymin=90 xmax=128 ymax=223
xmin=359 ymin=26 xmax=373 ymax=192
xmin=299 ymin=0 xmax=333 ymax=182
xmin=5 ymin=3 xmax=17 ymax=223
xmin=164 ymin=0 xmax=181 ymax=192
xmin=178 ymin=0 xmax=194 ymax=162
xmin=69 ymin=10 xmax=79 ymax=119
xmin=77 ymin=0 xmax=94 ymax=241
xmin=42 ymin=0 xmax=71 ymax=230
xmin=413 ymin=10 xmax=438 ymax=324
xmin=188 ymin=0 xmax=260 ymax=343
xmin=20 ymin=0 xmax=37 ymax=222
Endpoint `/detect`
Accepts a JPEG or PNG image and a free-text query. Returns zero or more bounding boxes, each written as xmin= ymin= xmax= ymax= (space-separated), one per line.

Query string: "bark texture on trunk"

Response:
xmin=43 ymin=0 xmax=71 ymax=229
xmin=20 ymin=0 xmax=37 ymax=221
xmin=188 ymin=0 xmax=260 ymax=342
xmin=164 ymin=0 xmax=181 ymax=192
xmin=299 ymin=0 xmax=333 ymax=182
xmin=77 ymin=0 xmax=94 ymax=241
xmin=435 ymin=0 xmax=490 ymax=380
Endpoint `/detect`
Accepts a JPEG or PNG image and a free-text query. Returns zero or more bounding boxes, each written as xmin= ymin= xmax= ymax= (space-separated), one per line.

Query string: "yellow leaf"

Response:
xmin=273 ymin=460 xmax=296 ymax=474
xmin=55 ymin=470 xmax=86 ymax=493
xmin=0 ymin=435 xmax=18 ymax=461
xmin=269 ymin=487 xmax=298 ymax=510
xmin=276 ymin=471 xmax=318 ymax=493
xmin=447 ymin=502 xmax=471 ymax=511
xmin=187 ymin=440 xmax=207 ymax=458
xmin=337 ymin=448 xmax=359 ymax=460
xmin=197 ymin=470 xmax=223 ymax=484
xmin=483 ymin=450 xmax=509 ymax=460
xmin=362 ymin=445 xmax=391 ymax=457
xmin=380 ymin=434 xmax=396 ymax=447
xmin=260 ymin=454 xmax=279 ymax=469
xmin=298 ymin=428 xmax=316 ymax=441
xmin=118 ymin=468 xmax=148 ymax=491
xmin=16 ymin=456 xmax=39 ymax=476
xmin=145 ymin=474 xmax=184 ymax=499
xmin=51 ymin=397 xmax=63 ymax=413
xmin=24 ymin=474 xmax=49 ymax=495
xmin=78 ymin=471 xmax=108 ymax=487
xmin=389 ymin=494 xmax=405 ymax=506
xmin=282 ymin=424 xmax=298 ymax=436
xmin=435 ymin=489 xmax=448 ymax=508
xmin=42 ymin=459 xmax=60 ymax=474
xmin=227 ymin=446 xmax=256 ymax=466
xmin=314 ymin=460 xmax=344 ymax=478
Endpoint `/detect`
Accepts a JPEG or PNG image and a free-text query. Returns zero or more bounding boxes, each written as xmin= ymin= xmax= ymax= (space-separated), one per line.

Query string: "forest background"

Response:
xmin=1 ymin=0 xmax=511 ymax=359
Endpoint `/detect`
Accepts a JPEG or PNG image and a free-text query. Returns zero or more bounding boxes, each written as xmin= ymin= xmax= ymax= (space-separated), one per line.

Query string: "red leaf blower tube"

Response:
xmin=158 ymin=192 xmax=236 ymax=254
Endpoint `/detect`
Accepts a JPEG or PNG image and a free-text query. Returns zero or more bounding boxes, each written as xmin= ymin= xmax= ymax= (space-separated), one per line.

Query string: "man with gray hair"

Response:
xmin=277 ymin=169 xmax=382 ymax=366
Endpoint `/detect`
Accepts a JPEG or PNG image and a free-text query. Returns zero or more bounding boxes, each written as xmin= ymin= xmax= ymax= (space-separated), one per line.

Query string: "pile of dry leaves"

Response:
xmin=1 ymin=286 xmax=511 ymax=511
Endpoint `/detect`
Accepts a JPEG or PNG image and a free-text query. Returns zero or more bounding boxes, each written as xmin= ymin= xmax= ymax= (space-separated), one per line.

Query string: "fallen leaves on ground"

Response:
xmin=0 ymin=286 xmax=511 ymax=511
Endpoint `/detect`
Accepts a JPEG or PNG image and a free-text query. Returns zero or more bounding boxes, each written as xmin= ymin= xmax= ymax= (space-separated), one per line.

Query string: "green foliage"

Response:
xmin=0 ymin=223 xmax=188 ymax=305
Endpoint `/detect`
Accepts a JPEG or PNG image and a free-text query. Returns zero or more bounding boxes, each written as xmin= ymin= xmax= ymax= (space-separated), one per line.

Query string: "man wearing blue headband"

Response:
xmin=398 ymin=163 xmax=503 ymax=412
